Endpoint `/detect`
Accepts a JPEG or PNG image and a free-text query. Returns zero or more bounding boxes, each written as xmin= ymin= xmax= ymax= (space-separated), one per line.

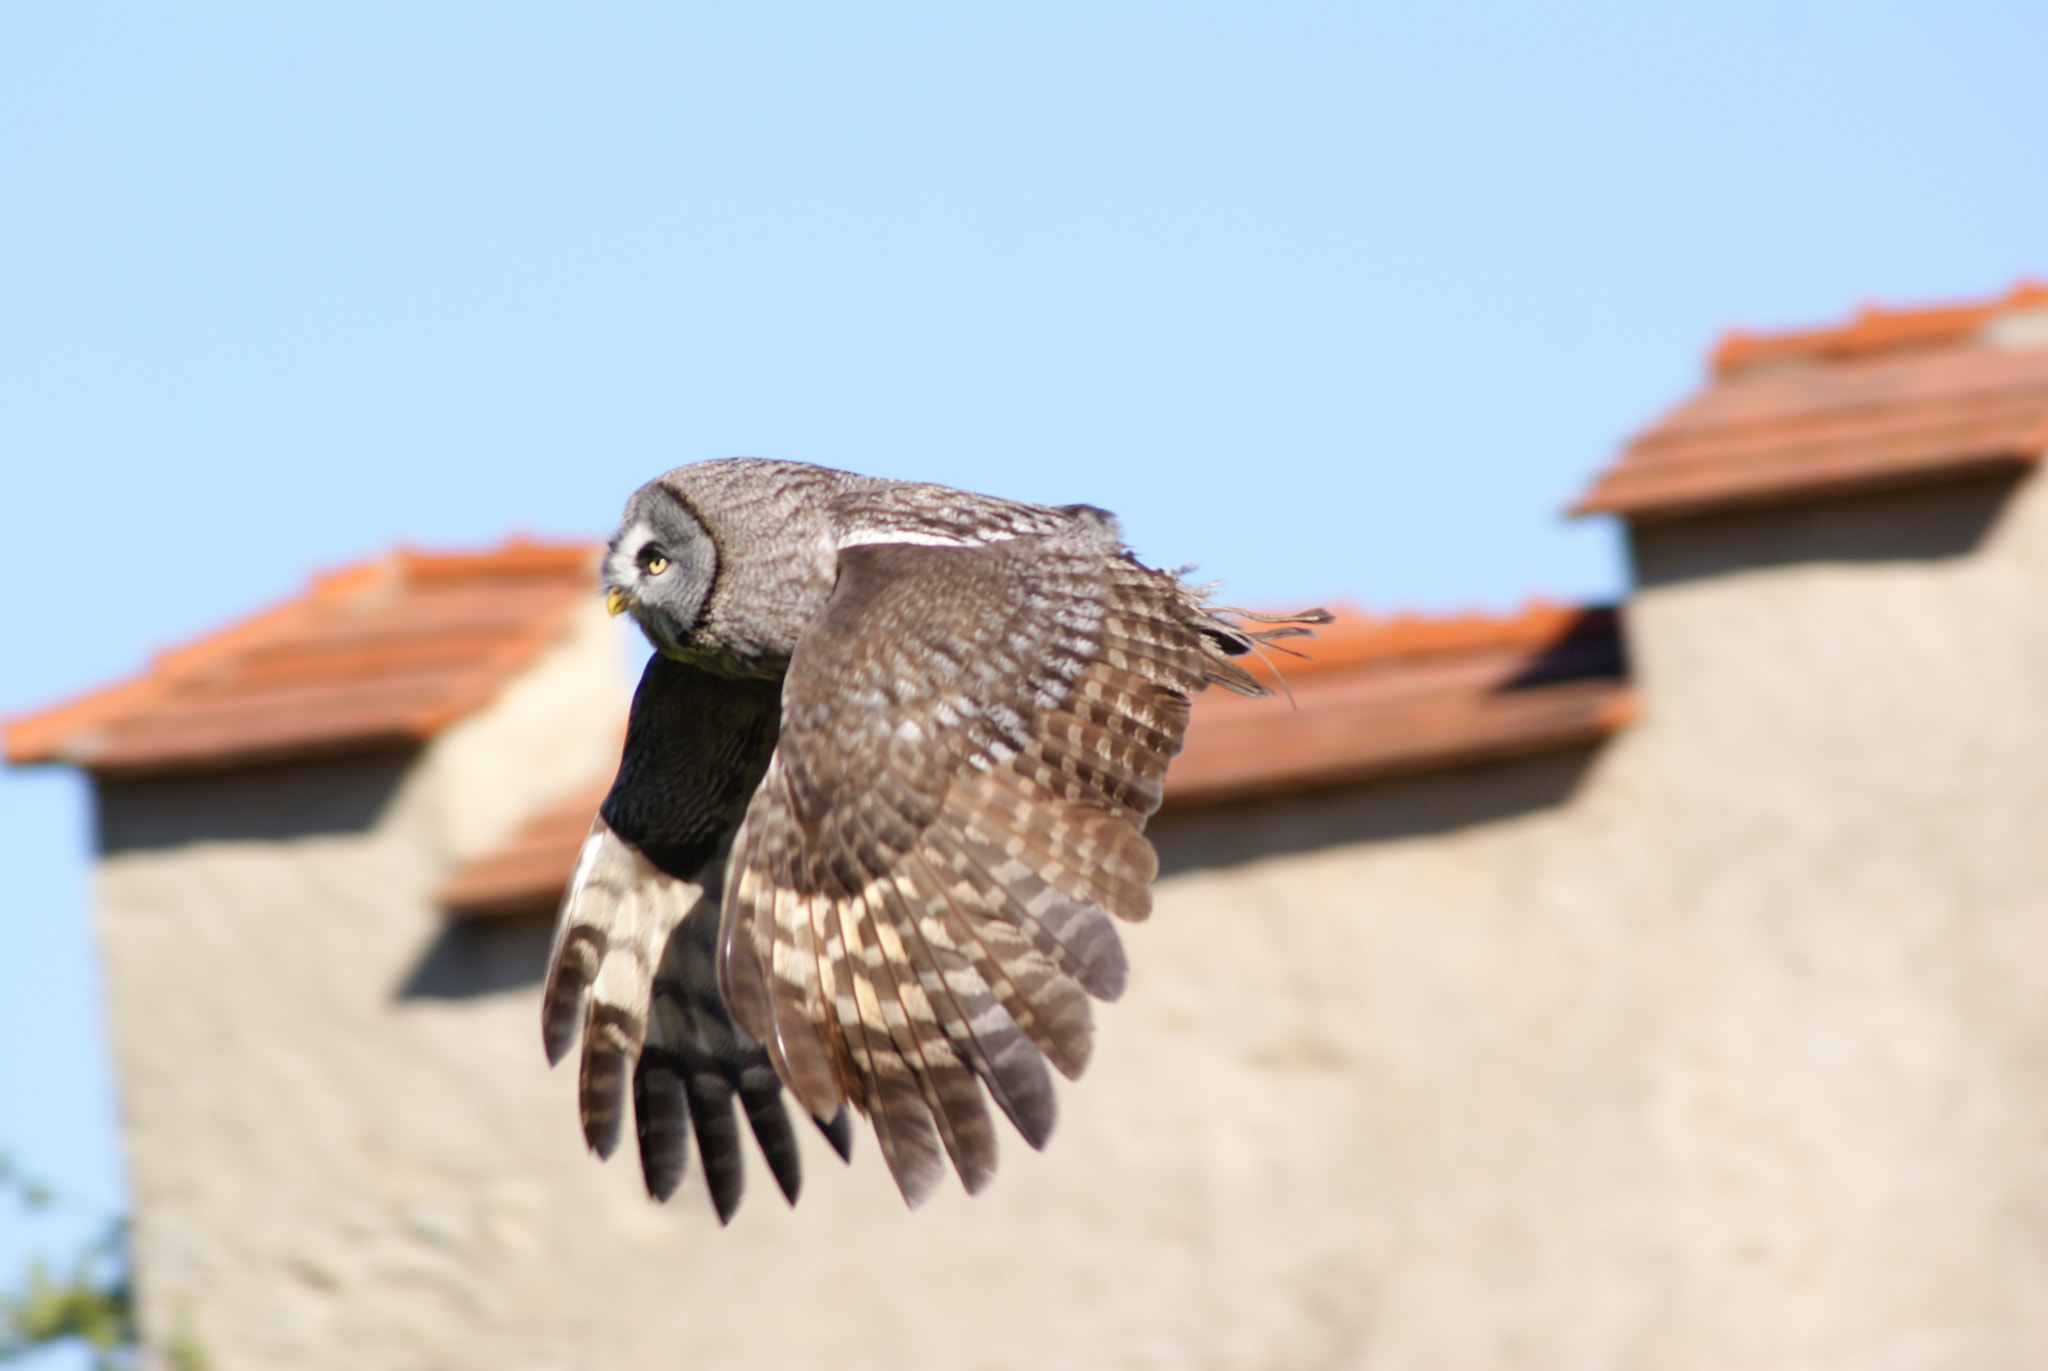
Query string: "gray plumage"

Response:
xmin=541 ymin=458 xmax=1326 ymax=1216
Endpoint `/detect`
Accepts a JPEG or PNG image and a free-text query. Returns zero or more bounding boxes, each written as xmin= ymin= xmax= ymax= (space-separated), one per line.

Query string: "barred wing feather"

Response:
xmin=718 ymin=526 xmax=1306 ymax=1205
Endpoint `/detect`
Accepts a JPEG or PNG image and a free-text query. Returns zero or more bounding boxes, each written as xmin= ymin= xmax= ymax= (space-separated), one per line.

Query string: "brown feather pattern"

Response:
xmin=719 ymin=526 xmax=1300 ymax=1204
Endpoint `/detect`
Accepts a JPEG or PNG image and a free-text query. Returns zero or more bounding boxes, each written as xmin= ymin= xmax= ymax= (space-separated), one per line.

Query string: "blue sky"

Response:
xmin=2 ymin=3 xmax=2043 ymax=1361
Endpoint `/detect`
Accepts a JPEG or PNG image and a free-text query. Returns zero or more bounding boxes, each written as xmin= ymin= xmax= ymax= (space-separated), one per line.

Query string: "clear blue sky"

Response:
xmin=2 ymin=3 xmax=2042 ymax=1359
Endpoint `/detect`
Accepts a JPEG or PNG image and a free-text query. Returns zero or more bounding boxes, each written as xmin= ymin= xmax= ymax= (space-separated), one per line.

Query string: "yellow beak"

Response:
xmin=605 ymin=587 xmax=629 ymax=617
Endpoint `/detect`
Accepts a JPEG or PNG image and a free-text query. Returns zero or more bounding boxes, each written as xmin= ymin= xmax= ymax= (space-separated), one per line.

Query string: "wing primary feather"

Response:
xmin=941 ymin=793 xmax=1138 ymax=985
xmin=770 ymin=804 xmax=858 ymax=1119
xmin=541 ymin=817 xmax=630 ymax=1065
xmin=682 ymin=1059 xmax=747 ymax=1225
xmin=828 ymin=883 xmax=948 ymax=1206
xmin=631 ymin=1049 xmax=691 ymax=1201
xmin=715 ymin=877 xmax=783 ymax=1069
xmin=578 ymin=1007 xmax=635 ymax=1159
xmin=954 ymin=825 xmax=1129 ymax=1000
xmin=875 ymin=863 xmax=1034 ymax=1165
xmin=834 ymin=783 xmax=1004 ymax=1190
xmin=951 ymin=771 xmax=1156 ymax=926
xmin=816 ymin=1108 xmax=856 ymax=1161
xmin=915 ymin=822 xmax=1095 ymax=1081
xmin=900 ymin=848 xmax=1059 ymax=1150
xmin=730 ymin=794 xmax=845 ymax=1122
xmin=737 ymin=1062 xmax=806 ymax=1206
xmin=862 ymin=875 xmax=1000 ymax=1193
xmin=541 ymin=927 xmax=600 ymax=1067
xmin=544 ymin=819 xmax=706 ymax=1159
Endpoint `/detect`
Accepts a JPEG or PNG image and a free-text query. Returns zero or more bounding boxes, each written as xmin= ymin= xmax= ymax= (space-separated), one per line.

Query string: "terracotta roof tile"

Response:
xmin=438 ymin=777 xmax=611 ymax=919
xmin=1574 ymin=282 xmax=2048 ymax=521
xmin=1709 ymin=281 xmax=2048 ymax=376
xmin=1165 ymin=602 xmax=1631 ymax=806
xmin=5 ymin=539 xmax=600 ymax=776
xmin=440 ymin=602 xmax=1632 ymax=915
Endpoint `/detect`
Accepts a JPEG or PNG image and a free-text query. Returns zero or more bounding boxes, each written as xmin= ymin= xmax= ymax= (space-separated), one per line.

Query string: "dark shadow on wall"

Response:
xmin=95 ymin=748 xmax=416 ymax=854
xmin=1630 ymin=469 xmax=2024 ymax=589
xmin=1150 ymin=743 xmax=1604 ymax=879
xmin=397 ymin=911 xmax=555 ymax=1000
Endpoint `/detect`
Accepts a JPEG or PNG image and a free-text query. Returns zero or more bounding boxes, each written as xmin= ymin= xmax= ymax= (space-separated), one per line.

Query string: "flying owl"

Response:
xmin=541 ymin=459 xmax=1325 ymax=1221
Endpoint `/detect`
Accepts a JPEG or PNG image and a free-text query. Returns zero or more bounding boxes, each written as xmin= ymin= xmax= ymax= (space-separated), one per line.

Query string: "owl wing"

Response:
xmin=541 ymin=654 xmax=852 ymax=1224
xmin=716 ymin=513 xmax=1305 ymax=1205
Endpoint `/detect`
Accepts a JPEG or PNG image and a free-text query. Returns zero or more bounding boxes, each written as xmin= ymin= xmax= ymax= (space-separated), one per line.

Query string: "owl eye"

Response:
xmin=639 ymin=548 xmax=670 ymax=575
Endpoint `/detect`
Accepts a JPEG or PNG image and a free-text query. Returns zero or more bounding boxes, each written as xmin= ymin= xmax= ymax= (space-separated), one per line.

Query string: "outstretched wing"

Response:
xmin=541 ymin=653 xmax=850 ymax=1223
xmin=717 ymin=513 xmax=1299 ymax=1205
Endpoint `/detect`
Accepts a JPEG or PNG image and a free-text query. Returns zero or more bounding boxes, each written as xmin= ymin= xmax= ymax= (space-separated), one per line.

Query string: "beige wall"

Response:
xmin=96 ymin=470 xmax=2048 ymax=1370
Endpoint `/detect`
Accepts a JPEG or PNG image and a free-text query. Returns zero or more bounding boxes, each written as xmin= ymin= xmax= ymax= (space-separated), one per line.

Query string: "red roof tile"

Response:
xmin=1574 ymin=282 xmax=2048 ymax=521
xmin=440 ymin=602 xmax=1632 ymax=915
xmin=5 ymin=539 xmax=601 ymax=776
xmin=438 ymin=777 xmax=611 ymax=919
xmin=1164 ymin=602 xmax=1631 ymax=806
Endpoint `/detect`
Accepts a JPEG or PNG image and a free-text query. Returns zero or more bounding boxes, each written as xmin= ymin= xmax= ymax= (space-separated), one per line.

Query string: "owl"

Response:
xmin=541 ymin=459 xmax=1325 ymax=1221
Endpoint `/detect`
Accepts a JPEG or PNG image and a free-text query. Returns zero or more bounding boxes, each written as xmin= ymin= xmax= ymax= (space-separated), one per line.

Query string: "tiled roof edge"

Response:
xmin=1570 ymin=280 xmax=2048 ymax=523
xmin=440 ymin=599 xmax=1633 ymax=916
xmin=1711 ymin=280 xmax=2048 ymax=378
xmin=1571 ymin=450 xmax=2040 ymax=522
xmin=5 ymin=537 xmax=601 ymax=772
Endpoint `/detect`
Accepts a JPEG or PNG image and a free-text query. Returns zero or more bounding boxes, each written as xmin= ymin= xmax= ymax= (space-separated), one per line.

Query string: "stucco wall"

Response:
xmin=95 ymin=598 xmax=630 ymax=1367
xmin=94 ymin=469 xmax=2048 ymax=1370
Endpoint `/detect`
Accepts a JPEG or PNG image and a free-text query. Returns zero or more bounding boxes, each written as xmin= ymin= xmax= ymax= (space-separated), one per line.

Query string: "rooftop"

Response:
xmin=1574 ymin=281 xmax=2048 ymax=521
xmin=441 ymin=600 xmax=1632 ymax=917
xmin=6 ymin=535 xmax=1630 ymax=915
xmin=4 ymin=539 xmax=600 ymax=777
xmin=1165 ymin=601 xmax=1630 ymax=807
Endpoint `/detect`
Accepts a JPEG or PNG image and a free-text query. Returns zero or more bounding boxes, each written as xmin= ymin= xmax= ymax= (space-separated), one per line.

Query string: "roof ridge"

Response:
xmin=1268 ymin=599 xmax=1604 ymax=675
xmin=1575 ymin=280 xmax=2048 ymax=521
xmin=437 ymin=598 xmax=1632 ymax=914
xmin=5 ymin=536 xmax=602 ymax=773
xmin=1712 ymin=280 xmax=2048 ymax=378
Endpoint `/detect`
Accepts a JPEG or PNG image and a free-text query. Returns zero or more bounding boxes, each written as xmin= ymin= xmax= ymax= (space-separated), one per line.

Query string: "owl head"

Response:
xmin=603 ymin=480 xmax=717 ymax=658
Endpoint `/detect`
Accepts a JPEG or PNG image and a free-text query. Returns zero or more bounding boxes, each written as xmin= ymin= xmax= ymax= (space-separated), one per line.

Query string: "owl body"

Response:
xmin=544 ymin=457 xmax=1324 ymax=1219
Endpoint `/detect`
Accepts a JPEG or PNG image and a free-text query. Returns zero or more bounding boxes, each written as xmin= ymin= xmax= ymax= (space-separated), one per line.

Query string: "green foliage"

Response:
xmin=0 ymin=1152 xmax=137 ymax=1371
xmin=0 ymin=1240 xmax=135 ymax=1370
